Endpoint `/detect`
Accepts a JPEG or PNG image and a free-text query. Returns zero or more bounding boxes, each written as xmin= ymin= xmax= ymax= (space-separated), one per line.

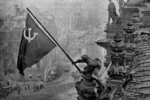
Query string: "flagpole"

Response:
xmin=26 ymin=8 xmax=81 ymax=72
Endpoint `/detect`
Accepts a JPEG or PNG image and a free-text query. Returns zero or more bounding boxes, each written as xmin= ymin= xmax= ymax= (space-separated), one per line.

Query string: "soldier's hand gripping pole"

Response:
xmin=71 ymin=61 xmax=81 ymax=73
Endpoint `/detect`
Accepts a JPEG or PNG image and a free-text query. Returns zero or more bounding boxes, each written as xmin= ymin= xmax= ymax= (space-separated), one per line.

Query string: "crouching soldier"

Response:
xmin=74 ymin=56 xmax=112 ymax=100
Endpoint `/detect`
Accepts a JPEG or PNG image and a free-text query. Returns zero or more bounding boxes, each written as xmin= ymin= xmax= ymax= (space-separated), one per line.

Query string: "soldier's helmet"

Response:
xmin=81 ymin=54 xmax=90 ymax=62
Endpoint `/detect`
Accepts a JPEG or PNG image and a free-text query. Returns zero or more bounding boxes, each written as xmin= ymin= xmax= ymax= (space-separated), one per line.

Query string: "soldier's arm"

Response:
xmin=72 ymin=59 xmax=84 ymax=65
xmin=74 ymin=59 xmax=84 ymax=63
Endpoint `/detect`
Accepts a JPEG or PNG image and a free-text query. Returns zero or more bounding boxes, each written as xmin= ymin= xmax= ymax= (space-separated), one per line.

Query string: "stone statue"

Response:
xmin=109 ymin=32 xmax=126 ymax=77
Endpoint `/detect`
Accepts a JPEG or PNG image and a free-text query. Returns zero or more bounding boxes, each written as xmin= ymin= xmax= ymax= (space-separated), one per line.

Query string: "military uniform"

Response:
xmin=75 ymin=57 xmax=110 ymax=100
xmin=108 ymin=0 xmax=118 ymax=24
xmin=117 ymin=0 xmax=125 ymax=16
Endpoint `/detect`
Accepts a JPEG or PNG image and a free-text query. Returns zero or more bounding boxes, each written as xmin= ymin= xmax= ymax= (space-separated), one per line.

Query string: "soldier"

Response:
xmin=116 ymin=0 xmax=125 ymax=16
xmin=16 ymin=83 xmax=21 ymax=95
xmin=36 ymin=85 xmax=39 ymax=91
xmin=39 ymin=82 xmax=44 ymax=89
xmin=27 ymin=83 xmax=30 ymax=89
xmin=33 ymin=83 xmax=39 ymax=92
xmin=75 ymin=57 xmax=111 ymax=100
xmin=25 ymin=85 xmax=27 ymax=90
xmin=107 ymin=0 xmax=118 ymax=25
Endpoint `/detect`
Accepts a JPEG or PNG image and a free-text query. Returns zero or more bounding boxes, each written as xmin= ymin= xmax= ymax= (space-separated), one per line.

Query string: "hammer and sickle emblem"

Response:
xmin=23 ymin=28 xmax=38 ymax=43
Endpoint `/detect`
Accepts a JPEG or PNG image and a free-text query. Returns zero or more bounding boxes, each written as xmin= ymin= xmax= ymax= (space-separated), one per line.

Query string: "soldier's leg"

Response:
xmin=112 ymin=16 xmax=116 ymax=25
xmin=107 ymin=14 xmax=111 ymax=25
xmin=113 ymin=16 xmax=119 ymax=25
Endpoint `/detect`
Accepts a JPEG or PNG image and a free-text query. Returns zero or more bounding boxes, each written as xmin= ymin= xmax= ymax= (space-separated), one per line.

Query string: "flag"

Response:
xmin=17 ymin=13 xmax=56 ymax=76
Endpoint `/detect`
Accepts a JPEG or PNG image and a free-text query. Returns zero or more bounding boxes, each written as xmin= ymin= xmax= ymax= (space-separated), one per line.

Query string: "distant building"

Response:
xmin=24 ymin=67 xmax=45 ymax=81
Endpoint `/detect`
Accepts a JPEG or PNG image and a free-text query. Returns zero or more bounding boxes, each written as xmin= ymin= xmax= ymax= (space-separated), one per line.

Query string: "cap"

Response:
xmin=81 ymin=54 xmax=90 ymax=62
